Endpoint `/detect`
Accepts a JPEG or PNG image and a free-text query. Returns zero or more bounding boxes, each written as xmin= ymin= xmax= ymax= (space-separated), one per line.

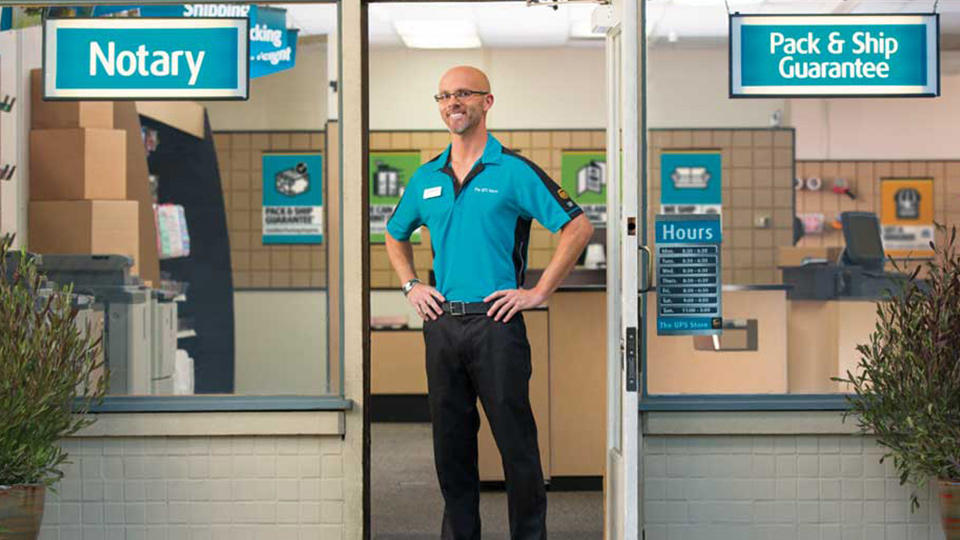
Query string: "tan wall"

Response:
xmin=796 ymin=160 xmax=960 ymax=250
xmin=213 ymin=131 xmax=327 ymax=289
xmin=369 ymin=129 xmax=606 ymax=289
xmin=789 ymin=71 xmax=960 ymax=160
xmin=648 ymin=47 xmax=786 ymax=129
xmin=369 ymin=47 xmax=605 ymax=131
xmin=204 ymin=40 xmax=329 ymax=131
xmin=649 ymin=128 xmax=796 ymax=285
xmin=234 ymin=291 xmax=328 ymax=395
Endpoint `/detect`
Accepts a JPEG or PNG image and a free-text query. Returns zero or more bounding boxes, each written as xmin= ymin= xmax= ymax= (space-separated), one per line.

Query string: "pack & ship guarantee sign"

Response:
xmin=731 ymin=14 xmax=939 ymax=97
xmin=262 ymin=153 xmax=323 ymax=245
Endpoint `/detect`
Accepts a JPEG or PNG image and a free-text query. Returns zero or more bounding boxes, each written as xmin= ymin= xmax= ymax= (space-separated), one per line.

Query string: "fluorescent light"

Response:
xmin=394 ymin=20 xmax=482 ymax=49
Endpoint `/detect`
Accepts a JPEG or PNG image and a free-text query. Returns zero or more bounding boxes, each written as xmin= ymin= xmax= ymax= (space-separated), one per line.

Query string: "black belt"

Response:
xmin=441 ymin=301 xmax=491 ymax=316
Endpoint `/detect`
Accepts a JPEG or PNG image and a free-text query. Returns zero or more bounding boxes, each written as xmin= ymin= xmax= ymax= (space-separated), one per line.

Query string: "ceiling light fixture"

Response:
xmin=393 ymin=20 xmax=482 ymax=49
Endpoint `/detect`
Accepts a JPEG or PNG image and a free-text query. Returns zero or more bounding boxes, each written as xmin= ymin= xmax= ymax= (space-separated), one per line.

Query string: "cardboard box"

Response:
xmin=136 ymin=101 xmax=205 ymax=139
xmin=778 ymin=246 xmax=843 ymax=267
xmin=30 ymin=129 xmax=127 ymax=200
xmin=31 ymin=69 xmax=113 ymax=130
xmin=28 ymin=200 xmax=140 ymax=274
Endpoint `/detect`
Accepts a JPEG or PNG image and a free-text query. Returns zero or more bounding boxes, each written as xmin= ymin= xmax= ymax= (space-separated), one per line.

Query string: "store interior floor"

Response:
xmin=372 ymin=423 xmax=604 ymax=539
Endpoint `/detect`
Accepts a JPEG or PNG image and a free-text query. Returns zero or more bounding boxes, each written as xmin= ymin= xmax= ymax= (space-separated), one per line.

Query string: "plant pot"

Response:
xmin=941 ymin=478 xmax=960 ymax=540
xmin=0 ymin=484 xmax=45 ymax=539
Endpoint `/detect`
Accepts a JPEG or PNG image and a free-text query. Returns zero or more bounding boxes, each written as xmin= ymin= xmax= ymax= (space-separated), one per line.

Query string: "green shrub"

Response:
xmin=0 ymin=234 xmax=106 ymax=487
xmin=836 ymin=224 xmax=960 ymax=510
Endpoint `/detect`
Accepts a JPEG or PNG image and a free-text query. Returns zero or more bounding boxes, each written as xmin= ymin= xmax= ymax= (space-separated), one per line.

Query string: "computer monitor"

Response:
xmin=840 ymin=212 xmax=885 ymax=272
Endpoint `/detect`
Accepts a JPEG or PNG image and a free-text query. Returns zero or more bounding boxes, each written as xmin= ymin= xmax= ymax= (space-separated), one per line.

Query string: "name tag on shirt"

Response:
xmin=423 ymin=186 xmax=443 ymax=199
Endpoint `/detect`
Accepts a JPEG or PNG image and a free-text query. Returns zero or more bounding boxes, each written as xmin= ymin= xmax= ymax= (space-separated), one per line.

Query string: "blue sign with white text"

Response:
xmin=44 ymin=18 xmax=248 ymax=99
xmin=655 ymin=214 xmax=723 ymax=336
xmin=262 ymin=153 xmax=324 ymax=245
xmin=91 ymin=4 xmax=298 ymax=79
xmin=731 ymin=14 xmax=939 ymax=97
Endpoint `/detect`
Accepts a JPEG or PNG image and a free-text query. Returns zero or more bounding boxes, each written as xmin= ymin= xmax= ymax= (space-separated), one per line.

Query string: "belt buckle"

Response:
xmin=448 ymin=301 xmax=465 ymax=316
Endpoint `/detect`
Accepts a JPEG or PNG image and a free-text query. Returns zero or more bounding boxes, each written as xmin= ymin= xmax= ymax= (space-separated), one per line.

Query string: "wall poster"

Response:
xmin=880 ymin=178 xmax=934 ymax=258
xmin=262 ymin=153 xmax=323 ymax=244
xmin=560 ymin=150 xmax=606 ymax=227
xmin=659 ymin=150 xmax=723 ymax=216
xmin=370 ymin=151 xmax=421 ymax=243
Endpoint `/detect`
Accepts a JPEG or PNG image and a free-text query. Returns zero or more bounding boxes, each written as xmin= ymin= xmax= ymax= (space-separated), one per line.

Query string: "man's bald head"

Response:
xmin=439 ymin=66 xmax=491 ymax=94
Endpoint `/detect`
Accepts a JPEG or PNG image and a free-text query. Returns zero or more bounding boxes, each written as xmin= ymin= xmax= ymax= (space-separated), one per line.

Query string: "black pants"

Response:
xmin=423 ymin=312 xmax=547 ymax=540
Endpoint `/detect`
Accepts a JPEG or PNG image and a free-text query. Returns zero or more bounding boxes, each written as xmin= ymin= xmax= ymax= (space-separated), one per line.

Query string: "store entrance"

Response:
xmin=364 ymin=1 xmax=613 ymax=538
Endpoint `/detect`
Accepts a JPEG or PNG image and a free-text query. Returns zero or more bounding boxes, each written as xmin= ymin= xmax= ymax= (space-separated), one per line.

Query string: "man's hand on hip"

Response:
xmin=484 ymin=288 xmax=548 ymax=323
xmin=407 ymin=284 xmax=446 ymax=321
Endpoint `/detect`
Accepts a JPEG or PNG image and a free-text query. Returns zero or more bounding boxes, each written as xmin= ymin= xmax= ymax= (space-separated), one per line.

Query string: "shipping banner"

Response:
xmin=660 ymin=150 xmax=722 ymax=216
xmin=43 ymin=17 xmax=248 ymax=99
xmin=0 ymin=7 xmax=42 ymax=31
xmin=880 ymin=178 xmax=934 ymax=258
xmin=731 ymin=14 xmax=939 ymax=97
xmin=370 ymin=152 xmax=421 ymax=243
xmin=655 ymin=214 xmax=723 ymax=336
xmin=561 ymin=150 xmax=606 ymax=227
xmin=262 ymin=153 xmax=323 ymax=245
xmin=90 ymin=4 xmax=297 ymax=79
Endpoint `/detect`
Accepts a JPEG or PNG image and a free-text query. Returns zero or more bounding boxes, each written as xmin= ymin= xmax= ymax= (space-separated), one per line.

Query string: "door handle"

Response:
xmin=638 ymin=245 xmax=653 ymax=293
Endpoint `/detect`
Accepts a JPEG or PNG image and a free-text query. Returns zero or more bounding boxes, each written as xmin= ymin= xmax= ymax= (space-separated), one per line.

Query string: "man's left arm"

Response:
xmin=486 ymin=213 xmax=594 ymax=321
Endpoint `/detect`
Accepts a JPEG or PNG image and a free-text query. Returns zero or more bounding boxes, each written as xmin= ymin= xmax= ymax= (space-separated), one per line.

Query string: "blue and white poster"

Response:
xmin=90 ymin=4 xmax=298 ymax=79
xmin=655 ymin=214 xmax=723 ymax=336
xmin=659 ymin=150 xmax=722 ymax=215
xmin=730 ymin=14 xmax=939 ymax=97
xmin=262 ymin=153 xmax=323 ymax=245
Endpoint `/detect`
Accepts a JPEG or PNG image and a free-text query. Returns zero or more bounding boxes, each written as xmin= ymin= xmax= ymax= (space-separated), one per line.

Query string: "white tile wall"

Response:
xmin=642 ymin=435 xmax=946 ymax=540
xmin=39 ymin=436 xmax=345 ymax=540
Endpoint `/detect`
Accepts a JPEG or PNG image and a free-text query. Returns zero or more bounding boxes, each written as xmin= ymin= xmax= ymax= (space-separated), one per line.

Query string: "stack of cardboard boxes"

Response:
xmin=27 ymin=69 xmax=140 ymax=274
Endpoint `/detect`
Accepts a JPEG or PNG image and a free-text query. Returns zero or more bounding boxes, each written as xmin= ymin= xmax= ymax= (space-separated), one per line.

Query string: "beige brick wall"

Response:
xmin=642 ymin=434 xmax=946 ymax=540
xmin=796 ymin=160 xmax=960 ymax=251
xmin=649 ymin=128 xmax=796 ymax=286
xmin=213 ymin=131 xmax=328 ymax=290
xmin=39 ymin=435 xmax=346 ymax=539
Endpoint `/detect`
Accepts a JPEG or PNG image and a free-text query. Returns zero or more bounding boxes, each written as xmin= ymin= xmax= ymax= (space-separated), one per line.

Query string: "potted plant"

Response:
xmin=0 ymin=235 xmax=106 ymax=538
xmin=836 ymin=224 xmax=960 ymax=539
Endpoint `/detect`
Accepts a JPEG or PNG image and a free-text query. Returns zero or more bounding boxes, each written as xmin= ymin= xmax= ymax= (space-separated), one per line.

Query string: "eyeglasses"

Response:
xmin=433 ymin=89 xmax=489 ymax=103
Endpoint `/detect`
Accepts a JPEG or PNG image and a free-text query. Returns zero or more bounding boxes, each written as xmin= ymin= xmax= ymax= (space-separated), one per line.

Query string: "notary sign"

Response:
xmin=730 ymin=14 xmax=939 ymax=97
xmin=655 ymin=214 xmax=722 ymax=336
xmin=43 ymin=18 xmax=249 ymax=100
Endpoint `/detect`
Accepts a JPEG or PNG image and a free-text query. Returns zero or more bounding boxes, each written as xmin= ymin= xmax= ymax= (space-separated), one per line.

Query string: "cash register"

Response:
xmin=781 ymin=212 xmax=910 ymax=299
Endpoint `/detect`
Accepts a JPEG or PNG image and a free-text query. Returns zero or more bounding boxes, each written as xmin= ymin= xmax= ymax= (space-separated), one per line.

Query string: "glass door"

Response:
xmin=604 ymin=0 xmax=642 ymax=538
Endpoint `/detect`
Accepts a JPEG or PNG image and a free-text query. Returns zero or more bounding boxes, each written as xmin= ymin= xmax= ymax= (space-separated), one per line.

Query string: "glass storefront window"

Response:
xmin=642 ymin=4 xmax=948 ymax=403
xmin=3 ymin=3 xmax=343 ymax=401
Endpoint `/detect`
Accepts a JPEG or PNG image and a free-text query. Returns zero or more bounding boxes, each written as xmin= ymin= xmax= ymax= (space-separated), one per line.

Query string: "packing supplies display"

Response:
xmin=154 ymin=204 xmax=191 ymax=259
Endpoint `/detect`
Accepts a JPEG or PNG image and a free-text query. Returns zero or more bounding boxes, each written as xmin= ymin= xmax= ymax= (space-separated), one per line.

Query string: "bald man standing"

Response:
xmin=385 ymin=66 xmax=594 ymax=540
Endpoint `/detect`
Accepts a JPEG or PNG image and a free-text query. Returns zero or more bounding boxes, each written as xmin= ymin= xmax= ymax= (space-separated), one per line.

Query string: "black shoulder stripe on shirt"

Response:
xmin=501 ymin=147 xmax=583 ymax=216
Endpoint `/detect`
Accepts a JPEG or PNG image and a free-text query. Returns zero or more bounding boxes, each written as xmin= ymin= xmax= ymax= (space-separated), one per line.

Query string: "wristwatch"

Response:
xmin=401 ymin=278 xmax=421 ymax=296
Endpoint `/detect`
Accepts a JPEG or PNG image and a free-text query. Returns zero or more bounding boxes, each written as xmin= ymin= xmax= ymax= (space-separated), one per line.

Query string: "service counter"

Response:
xmin=370 ymin=271 xmax=885 ymax=485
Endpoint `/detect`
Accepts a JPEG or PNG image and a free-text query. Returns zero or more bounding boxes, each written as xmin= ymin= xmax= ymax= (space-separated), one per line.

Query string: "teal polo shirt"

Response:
xmin=386 ymin=133 xmax=583 ymax=302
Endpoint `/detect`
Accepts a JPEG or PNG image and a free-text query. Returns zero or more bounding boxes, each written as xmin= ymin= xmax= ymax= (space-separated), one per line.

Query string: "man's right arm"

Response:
xmin=385 ymin=232 xmax=445 ymax=320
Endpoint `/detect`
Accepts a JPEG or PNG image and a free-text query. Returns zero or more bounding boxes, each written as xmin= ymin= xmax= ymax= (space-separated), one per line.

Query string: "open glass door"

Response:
xmin=604 ymin=0 xmax=642 ymax=538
